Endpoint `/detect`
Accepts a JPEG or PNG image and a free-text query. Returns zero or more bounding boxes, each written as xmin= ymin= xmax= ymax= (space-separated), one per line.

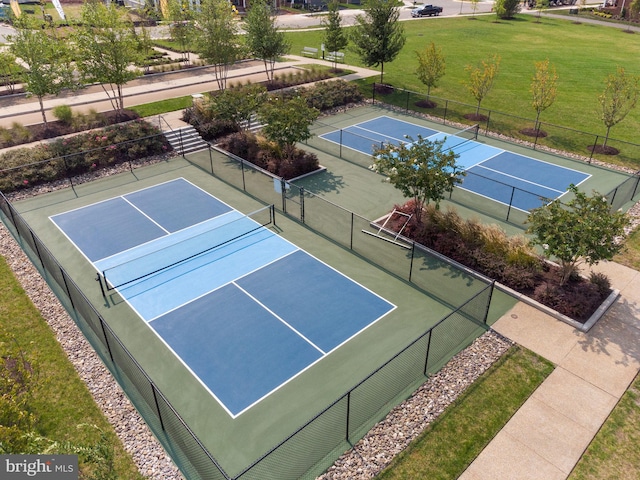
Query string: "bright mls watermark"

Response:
xmin=1 ymin=455 xmax=78 ymax=479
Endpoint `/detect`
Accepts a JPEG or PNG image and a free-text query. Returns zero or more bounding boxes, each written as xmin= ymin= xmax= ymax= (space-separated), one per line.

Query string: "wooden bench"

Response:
xmin=301 ymin=47 xmax=319 ymax=58
xmin=326 ymin=51 xmax=345 ymax=63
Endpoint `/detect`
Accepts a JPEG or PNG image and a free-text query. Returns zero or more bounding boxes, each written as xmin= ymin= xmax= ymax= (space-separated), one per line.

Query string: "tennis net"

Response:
xmin=100 ymin=205 xmax=275 ymax=291
xmin=446 ymin=124 xmax=480 ymax=153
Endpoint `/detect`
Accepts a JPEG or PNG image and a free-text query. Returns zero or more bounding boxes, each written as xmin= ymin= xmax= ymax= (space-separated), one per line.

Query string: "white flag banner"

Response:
xmin=51 ymin=0 xmax=66 ymax=20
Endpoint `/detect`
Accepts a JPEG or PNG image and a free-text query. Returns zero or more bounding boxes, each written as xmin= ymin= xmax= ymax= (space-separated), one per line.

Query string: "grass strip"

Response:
xmin=130 ymin=96 xmax=194 ymax=118
xmin=377 ymin=345 xmax=554 ymax=479
xmin=0 ymin=255 xmax=144 ymax=479
xmin=568 ymin=372 xmax=640 ymax=480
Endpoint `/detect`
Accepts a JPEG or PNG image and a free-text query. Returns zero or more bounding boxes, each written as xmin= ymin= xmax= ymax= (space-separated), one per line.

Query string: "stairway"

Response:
xmin=163 ymin=125 xmax=209 ymax=155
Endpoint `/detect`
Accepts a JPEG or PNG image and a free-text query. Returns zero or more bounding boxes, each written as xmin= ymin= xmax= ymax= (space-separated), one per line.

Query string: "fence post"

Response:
xmin=280 ymin=178 xmax=287 ymax=213
xmin=632 ymin=175 xmax=640 ymax=200
xmin=151 ymin=385 xmax=166 ymax=432
xmin=589 ymin=135 xmax=599 ymax=163
xmin=209 ymin=144 xmax=214 ymax=174
xmin=372 ymin=83 xmax=376 ymax=104
xmin=350 ymin=212 xmax=354 ymax=250
xmin=408 ymin=243 xmax=415 ymax=283
xmin=443 ymin=100 xmax=448 ymax=125
xmin=300 ymin=187 xmax=305 ymax=223
xmin=339 ymin=129 xmax=343 ymax=158
xmin=483 ymin=282 xmax=495 ymax=325
xmin=423 ymin=330 xmax=432 ymax=376
xmin=406 ymin=90 xmax=410 ymax=112
xmin=484 ymin=110 xmax=491 ymax=134
xmin=345 ymin=391 xmax=351 ymax=442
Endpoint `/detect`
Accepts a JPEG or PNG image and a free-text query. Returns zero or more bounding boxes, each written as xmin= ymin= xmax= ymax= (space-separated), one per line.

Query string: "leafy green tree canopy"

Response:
xmin=526 ymin=185 xmax=629 ymax=285
xmin=415 ymin=42 xmax=446 ymax=100
xmin=244 ymin=0 xmax=290 ymax=83
xmin=350 ymin=0 xmax=406 ymax=84
xmin=322 ymin=0 xmax=348 ymax=70
xmin=494 ymin=0 xmax=521 ymax=19
xmin=8 ymin=16 xmax=75 ymax=127
xmin=371 ymin=136 xmax=465 ymax=219
xmin=598 ymin=66 xmax=640 ymax=148
xmin=258 ymin=96 xmax=320 ymax=160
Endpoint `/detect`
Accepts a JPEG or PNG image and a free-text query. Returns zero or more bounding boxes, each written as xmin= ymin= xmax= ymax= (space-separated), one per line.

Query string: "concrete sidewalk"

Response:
xmin=0 ymin=55 xmax=381 ymax=128
xmin=461 ymin=260 xmax=640 ymax=480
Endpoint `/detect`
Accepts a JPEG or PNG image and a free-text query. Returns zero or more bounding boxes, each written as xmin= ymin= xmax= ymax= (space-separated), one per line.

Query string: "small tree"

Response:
xmin=370 ymin=136 xmax=466 ymax=220
xmin=8 ymin=16 xmax=75 ymax=128
xmin=193 ymin=0 xmax=243 ymax=91
xmin=598 ymin=66 xmax=640 ymax=152
xmin=494 ymin=0 xmax=521 ymax=19
xmin=244 ymin=0 xmax=290 ymax=83
xmin=526 ymin=185 xmax=629 ymax=285
xmin=73 ymin=1 xmax=143 ymax=116
xmin=415 ymin=42 xmax=445 ymax=107
xmin=0 ymin=51 xmax=21 ymax=95
xmin=167 ymin=0 xmax=196 ymax=66
xmin=350 ymin=0 xmax=406 ymax=85
xmin=534 ymin=0 xmax=549 ymax=21
xmin=257 ymin=96 xmax=320 ymax=162
xmin=322 ymin=0 xmax=348 ymax=71
xmin=530 ymin=59 xmax=558 ymax=133
xmin=208 ymin=84 xmax=268 ymax=130
xmin=464 ymin=54 xmax=501 ymax=117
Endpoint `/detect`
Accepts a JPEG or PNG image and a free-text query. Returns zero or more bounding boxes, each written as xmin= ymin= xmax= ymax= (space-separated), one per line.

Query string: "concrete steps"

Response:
xmin=163 ymin=125 xmax=209 ymax=155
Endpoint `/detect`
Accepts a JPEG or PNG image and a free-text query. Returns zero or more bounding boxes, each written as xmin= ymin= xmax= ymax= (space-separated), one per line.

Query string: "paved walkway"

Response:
xmin=461 ymin=260 xmax=640 ymax=479
xmin=0 ymin=55 xmax=381 ymax=129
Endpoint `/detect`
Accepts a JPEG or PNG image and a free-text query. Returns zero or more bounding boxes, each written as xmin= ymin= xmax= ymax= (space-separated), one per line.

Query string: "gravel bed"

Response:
xmin=0 ymin=217 xmax=184 ymax=479
xmin=317 ymin=331 xmax=513 ymax=480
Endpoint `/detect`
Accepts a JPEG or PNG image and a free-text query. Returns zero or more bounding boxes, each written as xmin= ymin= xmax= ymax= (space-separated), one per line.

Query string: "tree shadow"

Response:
xmin=294 ymin=170 xmax=345 ymax=195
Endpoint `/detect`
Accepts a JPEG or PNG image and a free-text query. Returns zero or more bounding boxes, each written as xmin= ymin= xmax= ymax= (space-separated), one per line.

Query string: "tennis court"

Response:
xmin=320 ymin=116 xmax=591 ymax=211
xmin=50 ymin=178 xmax=395 ymax=417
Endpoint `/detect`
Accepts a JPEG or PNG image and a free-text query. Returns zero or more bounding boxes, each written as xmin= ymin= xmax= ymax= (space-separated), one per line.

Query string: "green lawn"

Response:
xmin=285 ymin=14 xmax=640 ymax=149
xmin=377 ymin=346 xmax=554 ymax=479
xmin=0 ymin=256 xmax=144 ymax=479
xmin=568 ymin=372 xmax=640 ymax=480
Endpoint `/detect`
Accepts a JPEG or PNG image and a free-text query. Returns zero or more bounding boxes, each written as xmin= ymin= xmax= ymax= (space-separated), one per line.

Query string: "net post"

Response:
xmin=506 ymin=187 xmax=516 ymax=222
xmin=270 ymin=204 xmax=276 ymax=228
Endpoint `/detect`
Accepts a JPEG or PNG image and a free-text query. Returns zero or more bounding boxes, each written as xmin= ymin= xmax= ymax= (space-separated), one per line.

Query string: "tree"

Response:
xmin=244 ymin=0 xmax=290 ymax=83
xmin=8 ymin=16 xmax=75 ymax=128
xmin=526 ymin=185 xmax=628 ymax=286
xmin=73 ymin=1 xmax=143 ymax=116
xmin=534 ymin=0 xmax=549 ymax=21
xmin=192 ymin=0 xmax=243 ymax=91
xmin=350 ymin=0 xmax=406 ymax=85
xmin=0 ymin=51 xmax=21 ymax=95
xmin=494 ymin=0 xmax=521 ymax=19
xmin=464 ymin=54 xmax=501 ymax=117
xmin=322 ymin=0 xmax=348 ymax=71
xmin=598 ymin=66 xmax=639 ymax=152
xmin=257 ymin=95 xmax=319 ymax=162
xmin=530 ymin=59 xmax=558 ymax=133
xmin=415 ymin=42 xmax=445 ymax=107
xmin=207 ymin=84 xmax=268 ymax=130
xmin=167 ymin=0 xmax=196 ymax=66
xmin=370 ymin=136 xmax=466 ymax=220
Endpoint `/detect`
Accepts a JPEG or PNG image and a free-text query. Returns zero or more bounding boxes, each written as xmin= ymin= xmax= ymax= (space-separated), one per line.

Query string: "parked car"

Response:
xmin=411 ymin=4 xmax=443 ymax=16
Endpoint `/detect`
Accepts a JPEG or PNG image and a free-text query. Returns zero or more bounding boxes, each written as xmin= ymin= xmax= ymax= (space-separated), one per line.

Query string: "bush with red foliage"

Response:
xmin=380 ymin=200 xmax=610 ymax=322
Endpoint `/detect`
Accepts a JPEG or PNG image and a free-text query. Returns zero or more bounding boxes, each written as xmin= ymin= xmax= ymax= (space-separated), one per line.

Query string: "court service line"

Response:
xmin=471 ymin=164 xmax=566 ymax=195
xmin=233 ymin=282 xmax=327 ymax=356
xmin=121 ymin=196 xmax=171 ymax=234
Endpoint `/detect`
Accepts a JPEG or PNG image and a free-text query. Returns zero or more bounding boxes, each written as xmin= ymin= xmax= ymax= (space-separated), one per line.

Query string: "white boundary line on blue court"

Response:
xmin=55 ymin=177 xmax=397 ymax=419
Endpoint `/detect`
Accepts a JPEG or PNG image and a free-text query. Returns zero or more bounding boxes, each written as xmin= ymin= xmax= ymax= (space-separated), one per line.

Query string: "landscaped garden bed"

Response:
xmin=379 ymin=200 xmax=618 ymax=324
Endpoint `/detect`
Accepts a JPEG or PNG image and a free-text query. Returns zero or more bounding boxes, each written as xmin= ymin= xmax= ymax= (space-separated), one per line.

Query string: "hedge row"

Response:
xmin=0 ymin=120 xmax=171 ymax=193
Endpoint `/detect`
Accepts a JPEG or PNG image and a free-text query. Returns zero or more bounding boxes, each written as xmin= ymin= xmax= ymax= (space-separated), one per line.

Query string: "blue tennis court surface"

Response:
xmin=51 ymin=178 xmax=395 ymax=417
xmin=320 ymin=116 xmax=590 ymax=211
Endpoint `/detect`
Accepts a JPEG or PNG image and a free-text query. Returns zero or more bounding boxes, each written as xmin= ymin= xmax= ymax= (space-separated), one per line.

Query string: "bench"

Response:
xmin=326 ymin=51 xmax=345 ymax=63
xmin=301 ymin=47 xmax=319 ymax=58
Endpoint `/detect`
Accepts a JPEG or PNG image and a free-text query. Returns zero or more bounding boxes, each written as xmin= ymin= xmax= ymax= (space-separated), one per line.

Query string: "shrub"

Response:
xmin=0 ymin=120 xmax=170 ymax=192
xmin=589 ymin=271 xmax=611 ymax=297
xmin=52 ymin=105 xmax=73 ymax=126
